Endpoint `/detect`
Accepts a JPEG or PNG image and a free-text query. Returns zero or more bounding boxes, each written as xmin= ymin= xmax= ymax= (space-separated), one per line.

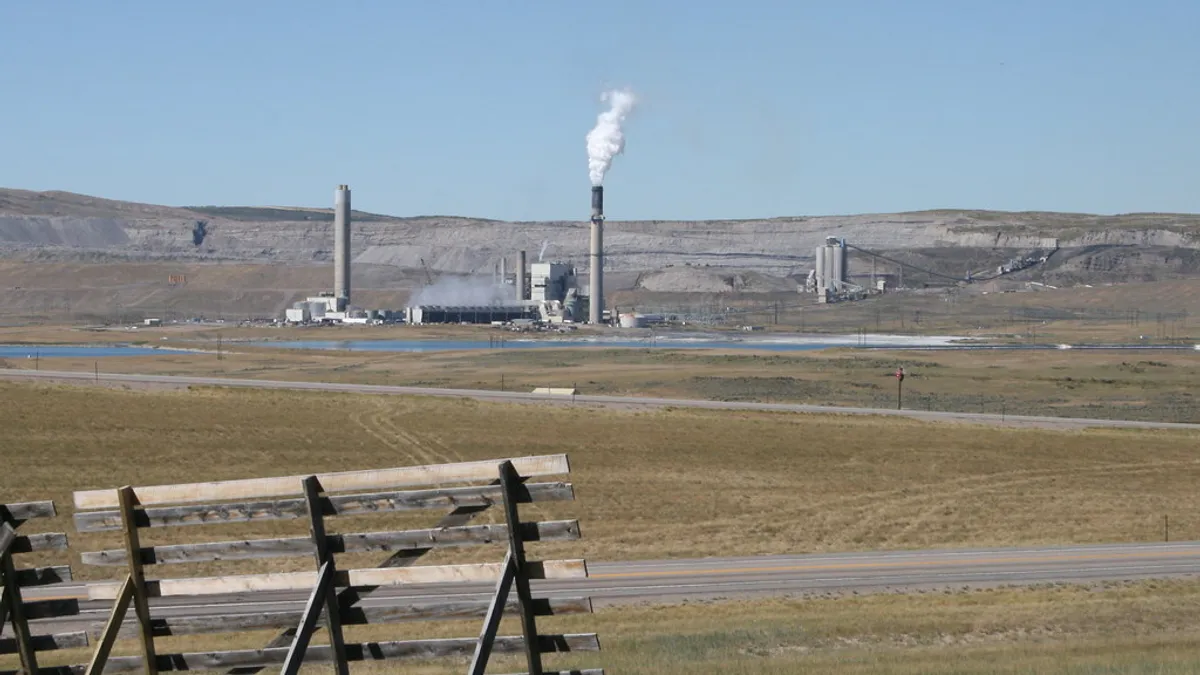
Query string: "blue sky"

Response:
xmin=1 ymin=1 xmax=1197 ymax=220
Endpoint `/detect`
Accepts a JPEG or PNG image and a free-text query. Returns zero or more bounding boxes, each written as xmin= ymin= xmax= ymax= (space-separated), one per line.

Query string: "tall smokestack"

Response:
xmin=589 ymin=185 xmax=604 ymax=325
xmin=334 ymin=184 xmax=351 ymax=308
xmin=517 ymin=250 xmax=527 ymax=301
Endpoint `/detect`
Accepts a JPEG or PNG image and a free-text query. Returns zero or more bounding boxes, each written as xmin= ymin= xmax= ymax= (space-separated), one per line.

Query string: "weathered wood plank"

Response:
xmin=119 ymin=485 xmax=158 ymax=675
xmin=11 ymin=532 xmax=69 ymax=553
xmin=84 ymin=575 xmax=134 ymax=675
xmin=14 ymin=565 xmax=73 ymax=587
xmin=89 ymin=634 xmax=600 ymax=672
xmin=81 ymin=520 xmax=580 ymax=566
xmin=0 ymin=523 xmax=14 ymax=556
xmin=74 ymin=482 xmax=574 ymax=532
xmin=88 ymin=559 xmax=588 ymax=599
xmin=1 ymin=540 xmax=39 ymax=674
xmin=279 ymin=560 xmax=334 ymax=675
xmin=0 ymin=501 xmax=57 ymax=523
xmin=0 ymin=631 xmax=89 ymax=654
xmin=224 ymin=499 xmax=498 ymax=675
xmin=301 ymin=475 xmax=348 ymax=675
xmin=500 ymin=460 xmax=544 ymax=675
xmin=90 ymin=597 xmax=594 ymax=639
xmin=74 ymin=455 xmax=571 ymax=509
xmin=469 ymin=551 xmax=516 ymax=675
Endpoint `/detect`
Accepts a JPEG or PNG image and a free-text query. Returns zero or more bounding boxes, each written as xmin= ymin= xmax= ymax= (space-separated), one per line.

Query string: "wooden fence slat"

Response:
xmin=279 ymin=560 xmax=334 ymax=675
xmin=14 ymin=565 xmax=73 ymax=586
xmin=0 ymin=631 xmax=89 ymax=654
xmin=87 ymin=559 xmax=588 ymax=600
xmin=0 ymin=501 xmax=57 ymax=523
xmin=224 ymin=499 xmax=499 ymax=675
xmin=469 ymin=550 xmax=516 ymax=675
xmin=84 ymin=575 xmax=135 ymax=675
xmin=2 ymin=523 xmax=39 ymax=675
xmin=81 ymin=520 xmax=581 ymax=566
xmin=74 ymin=482 xmax=575 ymax=532
xmin=87 ymin=597 xmax=593 ymax=639
xmin=78 ymin=634 xmax=601 ymax=673
xmin=301 ymin=476 xmax=348 ymax=675
xmin=11 ymin=532 xmax=69 ymax=553
xmin=74 ymin=455 xmax=571 ymax=509
xmin=119 ymin=486 xmax=158 ymax=675
xmin=500 ymin=460 xmax=543 ymax=675
xmin=1 ymin=668 xmax=606 ymax=675
xmin=0 ymin=523 xmax=14 ymax=556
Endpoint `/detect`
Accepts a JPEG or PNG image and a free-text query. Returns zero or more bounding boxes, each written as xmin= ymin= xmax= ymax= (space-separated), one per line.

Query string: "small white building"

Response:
xmin=285 ymin=307 xmax=309 ymax=323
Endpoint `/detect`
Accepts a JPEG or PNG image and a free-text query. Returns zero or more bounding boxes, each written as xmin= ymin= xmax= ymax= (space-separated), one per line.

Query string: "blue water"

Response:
xmin=0 ymin=345 xmax=172 ymax=358
xmin=266 ymin=339 xmax=852 ymax=353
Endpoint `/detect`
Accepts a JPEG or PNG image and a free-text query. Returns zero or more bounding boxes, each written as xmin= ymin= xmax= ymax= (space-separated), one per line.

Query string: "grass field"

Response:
xmin=4 ymin=381 xmax=1200 ymax=672
xmin=6 ymin=340 xmax=1199 ymax=423
xmin=4 ymin=380 xmax=1199 ymax=575
xmin=16 ymin=578 xmax=1200 ymax=674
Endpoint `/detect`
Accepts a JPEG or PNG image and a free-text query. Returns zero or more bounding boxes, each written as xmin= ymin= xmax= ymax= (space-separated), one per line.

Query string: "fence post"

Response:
xmin=119 ymin=486 xmax=159 ymax=675
xmin=0 ymin=522 xmax=39 ymax=675
xmin=300 ymin=476 xmax=348 ymax=675
xmin=499 ymin=460 xmax=543 ymax=675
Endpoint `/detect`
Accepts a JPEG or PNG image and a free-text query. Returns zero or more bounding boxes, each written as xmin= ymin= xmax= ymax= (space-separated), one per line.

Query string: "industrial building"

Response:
xmin=803 ymin=236 xmax=871 ymax=302
xmin=284 ymin=185 xmax=359 ymax=323
xmin=405 ymin=186 xmax=604 ymax=326
xmin=405 ymin=305 xmax=538 ymax=325
xmin=284 ymin=183 xmax=612 ymax=326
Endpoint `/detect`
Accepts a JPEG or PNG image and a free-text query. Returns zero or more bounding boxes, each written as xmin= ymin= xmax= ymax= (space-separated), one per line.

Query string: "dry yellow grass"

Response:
xmin=4 ymin=381 xmax=1200 ymax=673
xmin=2 ymin=379 xmax=1199 ymax=581
xmin=8 ymin=340 xmax=1199 ymax=423
xmin=19 ymin=580 xmax=1200 ymax=674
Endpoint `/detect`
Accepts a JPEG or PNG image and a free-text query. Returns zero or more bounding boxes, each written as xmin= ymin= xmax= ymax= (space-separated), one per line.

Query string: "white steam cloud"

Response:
xmin=586 ymin=89 xmax=636 ymax=186
xmin=410 ymin=276 xmax=515 ymax=307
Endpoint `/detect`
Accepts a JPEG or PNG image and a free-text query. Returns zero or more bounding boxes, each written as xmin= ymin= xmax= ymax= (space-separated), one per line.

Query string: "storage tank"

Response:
xmin=839 ymin=239 xmax=848 ymax=285
xmin=822 ymin=246 xmax=837 ymax=290
xmin=618 ymin=313 xmax=639 ymax=328
xmin=814 ymin=245 xmax=826 ymax=294
xmin=831 ymin=242 xmax=845 ymax=289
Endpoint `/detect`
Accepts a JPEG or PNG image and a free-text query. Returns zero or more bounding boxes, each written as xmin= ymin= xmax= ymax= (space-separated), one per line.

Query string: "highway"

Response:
xmin=23 ymin=542 xmax=1200 ymax=632
xmin=4 ymin=369 xmax=1200 ymax=431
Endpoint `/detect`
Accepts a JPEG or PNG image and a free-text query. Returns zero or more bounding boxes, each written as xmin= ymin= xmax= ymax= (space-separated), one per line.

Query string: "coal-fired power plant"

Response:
xmin=589 ymin=185 xmax=604 ymax=324
xmin=334 ymin=184 xmax=351 ymax=310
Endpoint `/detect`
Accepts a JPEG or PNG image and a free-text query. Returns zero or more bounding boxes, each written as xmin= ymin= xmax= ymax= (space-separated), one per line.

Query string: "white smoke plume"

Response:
xmin=586 ymin=89 xmax=636 ymax=186
xmin=410 ymin=275 xmax=515 ymax=307
xmin=538 ymin=239 xmax=550 ymax=262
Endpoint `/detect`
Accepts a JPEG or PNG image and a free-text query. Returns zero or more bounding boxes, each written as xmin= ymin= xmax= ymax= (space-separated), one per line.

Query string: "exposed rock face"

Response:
xmin=2 ymin=189 xmax=1200 ymax=298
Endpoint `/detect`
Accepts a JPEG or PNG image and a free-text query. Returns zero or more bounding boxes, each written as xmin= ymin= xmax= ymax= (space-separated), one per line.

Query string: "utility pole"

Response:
xmin=895 ymin=367 xmax=905 ymax=410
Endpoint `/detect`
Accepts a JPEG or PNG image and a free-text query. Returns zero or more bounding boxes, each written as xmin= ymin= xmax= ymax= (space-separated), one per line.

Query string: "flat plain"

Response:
xmin=4 ymin=370 xmax=1200 ymax=672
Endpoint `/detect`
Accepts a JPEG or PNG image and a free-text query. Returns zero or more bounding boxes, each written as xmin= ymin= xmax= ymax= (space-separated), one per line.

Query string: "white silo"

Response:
xmin=814 ymin=244 xmax=826 ymax=293
xmin=823 ymin=244 xmax=837 ymax=291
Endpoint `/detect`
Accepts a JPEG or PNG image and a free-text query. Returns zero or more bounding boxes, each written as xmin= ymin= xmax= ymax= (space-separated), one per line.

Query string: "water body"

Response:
xmin=261 ymin=335 xmax=963 ymax=353
xmin=0 ymin=345 xmax=176 ymax=358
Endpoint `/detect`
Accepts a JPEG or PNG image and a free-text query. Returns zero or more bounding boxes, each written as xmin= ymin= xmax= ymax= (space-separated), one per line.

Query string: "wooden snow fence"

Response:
xmin=67 ymin=454 xmax=601 ymax=675
xmin=1 ymin=499 xmax=77 ymax=675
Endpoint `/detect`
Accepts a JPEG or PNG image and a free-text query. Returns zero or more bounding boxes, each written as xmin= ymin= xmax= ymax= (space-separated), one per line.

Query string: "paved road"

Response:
xmin=4 ymin=369 xmax=1199 ymax=431
xmin=24 ymin=542 xmax=1200 ymax=632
